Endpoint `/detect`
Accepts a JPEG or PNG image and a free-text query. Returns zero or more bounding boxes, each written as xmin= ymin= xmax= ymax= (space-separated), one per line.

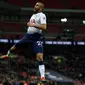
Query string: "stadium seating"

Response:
xmin=8 ymin=0 xmax=64 ymax=8
xmin=8 ymin=0 xmax=85 ymax=9
xmin=1 ymin=21 xmax=85 ymax=40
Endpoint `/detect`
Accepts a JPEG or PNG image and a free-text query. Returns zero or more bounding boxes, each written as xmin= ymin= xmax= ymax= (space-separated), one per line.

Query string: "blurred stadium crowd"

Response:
xmin=0 ymin=0 xmax=85 ymax=85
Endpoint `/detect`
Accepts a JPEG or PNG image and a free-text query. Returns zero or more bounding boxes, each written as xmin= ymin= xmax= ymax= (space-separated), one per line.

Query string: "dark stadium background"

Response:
xmin=0 ymin=0 xmax=85 ymax=85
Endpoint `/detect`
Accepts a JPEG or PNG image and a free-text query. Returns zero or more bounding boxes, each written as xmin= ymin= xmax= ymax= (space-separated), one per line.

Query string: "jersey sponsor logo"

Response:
xmin=30 ymin=19 xmax=36 ymax=24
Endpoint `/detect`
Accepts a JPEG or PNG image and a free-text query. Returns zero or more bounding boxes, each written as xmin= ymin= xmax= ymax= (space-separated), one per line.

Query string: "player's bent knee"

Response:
xmin=36 ymin=53 xmax=43 ymax=61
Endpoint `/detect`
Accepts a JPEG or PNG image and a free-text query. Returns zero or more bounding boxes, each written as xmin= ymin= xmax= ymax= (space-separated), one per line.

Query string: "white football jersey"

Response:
xmin=27 ymin=12 xmax=46 ymax=34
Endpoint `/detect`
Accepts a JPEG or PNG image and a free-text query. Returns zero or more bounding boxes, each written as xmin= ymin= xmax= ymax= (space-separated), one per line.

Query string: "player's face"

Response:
xmin=34 ymin=3 xmax=41 ymax=12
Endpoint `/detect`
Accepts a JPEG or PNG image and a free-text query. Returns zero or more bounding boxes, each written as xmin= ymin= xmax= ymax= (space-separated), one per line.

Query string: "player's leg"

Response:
xmin=36 ymin=53 xmax=45 ymax=81
xmin=2 ymin=45 xmax=17 ymax=59
xmin=7 ymin=45 xmax=17 ymax=58
xmin=33 ymin=41 xmax=45 ymax=81
xmin=6 ymin=34 xmax=29 ymax=58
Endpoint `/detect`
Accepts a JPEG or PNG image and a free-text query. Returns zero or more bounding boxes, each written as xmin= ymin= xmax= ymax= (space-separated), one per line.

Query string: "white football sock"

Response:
xmin=39 ymin=65 xmax=45 ymax=78
xmin=7 ymin=50 xmax=10 ymax=56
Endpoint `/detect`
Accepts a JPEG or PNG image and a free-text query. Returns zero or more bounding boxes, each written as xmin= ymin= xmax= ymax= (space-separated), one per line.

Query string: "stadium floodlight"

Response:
xmin=61 ymin=18 xmax=67 ymax=22
xmin=82 ymin=20 xmax=85 ymax=24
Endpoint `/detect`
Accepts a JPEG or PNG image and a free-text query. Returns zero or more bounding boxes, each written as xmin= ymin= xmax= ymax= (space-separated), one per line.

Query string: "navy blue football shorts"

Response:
xmin=14 ymin=33 xmax=44 ymax=54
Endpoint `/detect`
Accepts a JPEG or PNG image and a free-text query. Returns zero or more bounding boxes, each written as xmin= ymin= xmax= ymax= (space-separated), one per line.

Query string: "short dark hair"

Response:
xmin=37 ymin=2 xmax=44 ymax=10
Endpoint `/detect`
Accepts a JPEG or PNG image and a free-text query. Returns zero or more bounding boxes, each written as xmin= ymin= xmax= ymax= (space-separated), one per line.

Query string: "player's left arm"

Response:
xmin=27 ymin=14 xmax=47 ymax=30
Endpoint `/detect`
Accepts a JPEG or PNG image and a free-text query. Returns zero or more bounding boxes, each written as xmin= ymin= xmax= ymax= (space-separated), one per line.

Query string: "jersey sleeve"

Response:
xmin=40 ymin=14 xmax=47 ymax=24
